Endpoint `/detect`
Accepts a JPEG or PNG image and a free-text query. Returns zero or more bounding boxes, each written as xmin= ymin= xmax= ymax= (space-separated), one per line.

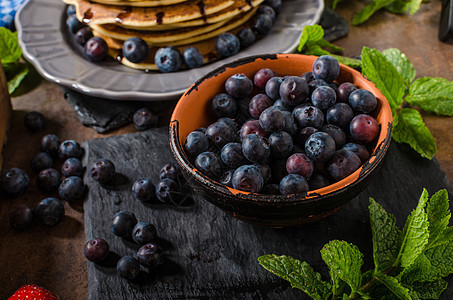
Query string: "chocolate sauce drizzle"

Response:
xmin=115 ymin=7 xmax=132 ymax=24
xmin=197 ymin=0 xmax=207 ymax=22
xmin=155 ymin=12 xmax=165 ymax=25
xmin=82 ymin=8 xmax=93 ymax=24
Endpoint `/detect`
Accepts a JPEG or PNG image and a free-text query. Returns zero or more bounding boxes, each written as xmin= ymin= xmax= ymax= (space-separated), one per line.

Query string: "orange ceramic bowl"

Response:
xmin=170 ymin=53 xmax=392 ymax=227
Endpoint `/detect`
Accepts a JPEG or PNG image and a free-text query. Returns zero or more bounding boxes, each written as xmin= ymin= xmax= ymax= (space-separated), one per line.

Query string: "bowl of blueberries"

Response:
xmin=169 ymin=53 xmax=393 ymax=227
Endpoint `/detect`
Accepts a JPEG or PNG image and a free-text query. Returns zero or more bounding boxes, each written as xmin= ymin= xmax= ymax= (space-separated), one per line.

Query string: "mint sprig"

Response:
xmin=258 ymin=189 xmax=453 ymax=299
xmin=0 ymin=27 xmax=29 ymax=94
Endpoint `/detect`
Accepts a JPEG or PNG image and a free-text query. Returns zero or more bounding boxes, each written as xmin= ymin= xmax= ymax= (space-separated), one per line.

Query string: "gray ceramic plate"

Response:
xmin=16 ymin=0 xmax=324 ymax=101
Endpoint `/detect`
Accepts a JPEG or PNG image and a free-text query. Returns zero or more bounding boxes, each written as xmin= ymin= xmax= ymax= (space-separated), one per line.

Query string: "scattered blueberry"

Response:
xmin=36 ymin=197 xmax=65 ymax=226
xmin=59 ymin=140 xmax=83 ymax=160
xmin=257 ymin=5 xmax=277 ymax=23
xmin=133 ymin=107 xmax=158 ymax=130
xmin=31 ymin=152 xmax=53 ymax=173
xmin=0 ymin=167 xmax=30 ymax=196
xmin=117 ymin=256 xmax=140 ymax=280
xmin=215 ymin=32 xmax=240 ymax=57
xmin=41 ymin=134 xmax=60 ymax=157
xmin=155 ymin=178 xmax=181 ymax=203
xmin=84 ymin=238 xmax=110 ymax=263
xmin=58 ymin=176 xmax=86 ymax=202
xmin=264 ymin=0 xmax=282 ymax=14
xmin=66 ymin=5 xmax=76 ymax=16
xmin=132 ymin=221 xmax=157 ymax=245
xmin=66 ymin=14 xmax=84 ymax=34
xmin=91 ymin=158 xmax=116 ymax=184
xmin=84 ymin=37 xmax=108 ymax=62
xmin=24 ymin=111 xmax=45 ymax=132
xmin=132 ymin=178 xmax=156 ymax=203
xmin=137 ymin=243 xmax=164 ymax=269
xmin=183 ymin=46 xmax=203 ymax=68
xmin=111 ymin=210 xmax=138 ymax=239
xmin=237 ymin=27 xmax=256 ymax=48
xmin=123 ymin=37 xmax=149 ymax=63
xmin=75 ymin=27 xmax=93 ymax=46
xmin=253 ymin=13 xmax=273 ymax=36
xmin=61 ymin=157 xmax=84 ymax=177
xmin=37 ymin=168 xmax=61 ymax=193
xmin=9 ymin=204 xmax=34 ymax=230
xmin=155 ymin=46 xmax=182 ymax=73
xmin=159 ymin=163 xmax=182 ymax=181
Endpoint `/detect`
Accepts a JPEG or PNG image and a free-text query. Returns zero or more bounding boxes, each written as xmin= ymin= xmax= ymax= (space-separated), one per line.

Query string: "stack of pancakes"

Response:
xmin=63 ymin=0 xmax=267 ymax=70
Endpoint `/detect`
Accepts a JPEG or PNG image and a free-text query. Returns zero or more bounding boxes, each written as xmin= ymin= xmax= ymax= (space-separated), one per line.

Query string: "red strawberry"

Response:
xmin=8 ymin=284 xmax=58 ymax=300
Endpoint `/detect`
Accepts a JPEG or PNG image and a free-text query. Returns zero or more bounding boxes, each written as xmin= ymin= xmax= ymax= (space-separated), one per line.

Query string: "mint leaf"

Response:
xmin=395 ymin=189 xmax=429 ymax=268
xmin=351 ymin=0 xmax=396 ymax=25
xmin=375 ymin=273 xmax=412 ymax=300
xmin=320 ymin=240 xmax=363 ymax=293
xmin=385 ymin=0 xmax=422 ymax=15
xmin=392 ymin=108 xmax=437 ymax=159
xmin=423 ymin=240 xmax=453 ymax=279
xmin=400 ymin=253 xmax=432 ymax=285
xmin=298 ymin=24 xmax=324 ymax=53
xmin=0 ymin=27 xmax=22 ymax=64
xmin=369 ymin=197 xmax=401 ymax=272
xmin=405 ymin=77 xmax=453 ymax=116
xmin=426 ymin=189 xmax=450 ymax=248
xmin=331 ymin=0 xmax=343 ymax=10
xmin=412 ymin=279 xmax=448 ymax=299
xmin=305 ymin=45 xmax=331 ymax=57
xmin=7 ymin=63 xmax=29 ymax=94
xmin=381 ymin=48 xmax=416 ymax=86
xmin=258 ymin=255 xmax=331 ymax=300
xmin=331 ymin=54 xmax=362 ymax=69
xmin=361 ymin=47 xmax=405 ymax=114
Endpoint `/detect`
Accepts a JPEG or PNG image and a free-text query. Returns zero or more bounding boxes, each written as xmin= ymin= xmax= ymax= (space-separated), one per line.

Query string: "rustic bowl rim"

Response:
xmin=170 ymin=53 xmax=393 ymax=205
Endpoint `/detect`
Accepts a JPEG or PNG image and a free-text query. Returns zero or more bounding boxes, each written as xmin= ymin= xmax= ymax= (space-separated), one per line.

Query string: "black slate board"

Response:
xmin=82 ymin=127 xmax=453 ymax=300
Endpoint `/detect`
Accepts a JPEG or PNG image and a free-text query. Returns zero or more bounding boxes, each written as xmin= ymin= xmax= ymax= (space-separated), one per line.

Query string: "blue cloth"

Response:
xmin=0 ymin=0 xmax=27 ymax=30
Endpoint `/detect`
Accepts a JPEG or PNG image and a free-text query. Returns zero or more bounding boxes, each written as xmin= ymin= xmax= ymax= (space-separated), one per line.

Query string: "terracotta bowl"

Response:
xmin=169 ymin=53 xmax=392 ymax=227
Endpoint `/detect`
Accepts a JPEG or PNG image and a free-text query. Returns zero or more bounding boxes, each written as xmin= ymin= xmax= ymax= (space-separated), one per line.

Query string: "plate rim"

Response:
xmin=15 ymin=0 xmax=324 ymax=101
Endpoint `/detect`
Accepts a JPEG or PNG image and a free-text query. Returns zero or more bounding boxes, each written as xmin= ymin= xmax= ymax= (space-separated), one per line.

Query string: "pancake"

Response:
xmin=117 ymin=0 xmax=264 ymax=30
xmin=63 ymin=0 xmax=236 ymax=27
xmin=89 ymin=0 xmax=187 ymax=7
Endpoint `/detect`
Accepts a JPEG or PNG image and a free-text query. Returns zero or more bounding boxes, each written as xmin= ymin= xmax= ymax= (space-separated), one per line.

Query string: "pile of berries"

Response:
xmin=184 ymin=55 xmax=381 ymax=195
xmin=2 ymin=112 xmax=86 ymax=230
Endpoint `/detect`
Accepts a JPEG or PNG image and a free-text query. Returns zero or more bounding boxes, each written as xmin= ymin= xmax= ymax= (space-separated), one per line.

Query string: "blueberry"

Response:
xmin=159 ymin=163 xmax=182 ymax=181
xmin=282 ymin=110 xmax=297 ymax=136
xmin=123 ymin=37 xmax=149 ymax=63
xmin=36 ymin=197 xmax=65 ymax=226
xmin=9 ymin=204 xmax=34 ymax=230
xmin=327 ymin=149 xmax=362 ymax=181
xmin=137 ymin=243 xmax=164 ymax=269
xmin=262 ymin=183 xmax=280 ymax=195
xmin=91 ymin=158 xmax=116 ymax=184
xmin=254 ymin=68 xmax=277 ymax=90
xmin=242 ymin=134 xmax=270 ymax=163
xmin=195 ymin=151 xmax=223 ymax=180
xmin=41 ymin=134 xmax=60 ymax=157
xmin=269 ymin=131 xmax=293 ymax=159
xmin=308 ymin=78 xmax=329 ymax=96
xmin=84 ymin=238 xmax=110 ymax=263
xmin=37 ymin=168 xmax=61 ymax=193
xmin=59 ymin=140 xmax=83 ymax=160
xmin=183 ymin=46 xmax=203 ymax=68
xmin=249 ymin=93 xmax=273 ymax=119
xmin=61 ymin=158 xmax=84 ymax=177
xmin=279 ymin=174 xmax=309 ymax=195
xmin=337 ymin=82 xmax=356 ymax=103
xmin=66 ymin=5 xmax=76 ymax=16
xmin=308 ymin=173 xmax=331 ymax=190
xmin=31 ymin=152 xmax=53 ymax=173
xmin=240 ymin=119 xmax=268 ymax=140
xmin=111 ymin=210 xmax=138 ymax=238
xmin=205 ymin=121 xmax=237 ymax=148
xmin=349 ymin=114 xmax=380 ymax=143
xmin=132 ymin=221 xmax=157 ymax=245
xmin=117 ymin=256 xmax=140 ymax=280
xmin=257 ymin=5 xmax=276 ymax=23
xmin=326 ymin=102 xmax=354 ymax=129
xmin=254 ymin=163 xmax=272 ymax=184
xmin=259 ymin=106 xmax=286 ymax=132
xmin=218 ymin=117 xmax=238 ymax=132
xmin=221 ymin=143 xmax=247 ymax=169
xmin=342 ymin=142 xmax=370 ymax=163
xmin=232 ymin=165 xmax=264 ymax=193
xmin=300 ymin=71 xmax=314 ymax=83
xmin=24 ymin=111 xmax=45 ymax=132
xmin=75 ymin=27 xmax=93 ymax=46
xmin=265 ymin=76 xmax=283 ymax=100
xmin=58 ymin=176 xmax=85 ymax=202
xmin=321 ymin=124 xmax=346 ymax=149
xmin=155 ymin=178 xmax=181 ymax=203
xmin=279 ymin=76 xmax=309 ymax=106
xmin=305 ymin=132 xmax=336 ymax=162
xmin=295 ymin=126 xmax=318 ymax=146
xmin=349 ymin=89 xmax=377 ymax=114
xmin=0 ymin=168 xmax=30 ymax=196
xmin=225 ymin=73 xmax=253 ymax=99
xmin=252 ymin=13 xmax=273 ymax=36
xmin=237 ymin=27 xmax=256 ymax=48
xmin=215 ymin=32 xmax=240 ymax=57
xmin=311 ymin=86 xmax=337 ymax=110
xmin=312 ymin=55 xmax=340 ymax=83
xmin=184 ymin=130 xmax=210 ymax=158
xmin=154 ymin=46 xmax=182 ymax=72
xmin=132 ymin=178 xmax=156 ymax=203
xmin=84 ymin=37 xmax=108 ymax=62
xmin=133 ymin=107 xmax=158 ymax=130
xmin=273 ymin=98 xmax=294 ymax=112
xmin=212 ymin=93 xmax=237 ymax=118
xmin=220 ymin=169 xmax=235 ymax=187
xmin=286 ymin=153 xmax=314 ymax=178
xmin=66 ymin=14 xmax=84 ymax=34
xmin=264 ymin=0 xmax=282 ymax=14
xmin=293 ymin=104 xmax=324 ymax=129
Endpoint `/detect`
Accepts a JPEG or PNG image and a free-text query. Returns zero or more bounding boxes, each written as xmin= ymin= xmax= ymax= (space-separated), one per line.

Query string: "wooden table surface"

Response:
xmin=1 ymin=2 xmax=453 ymax=299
